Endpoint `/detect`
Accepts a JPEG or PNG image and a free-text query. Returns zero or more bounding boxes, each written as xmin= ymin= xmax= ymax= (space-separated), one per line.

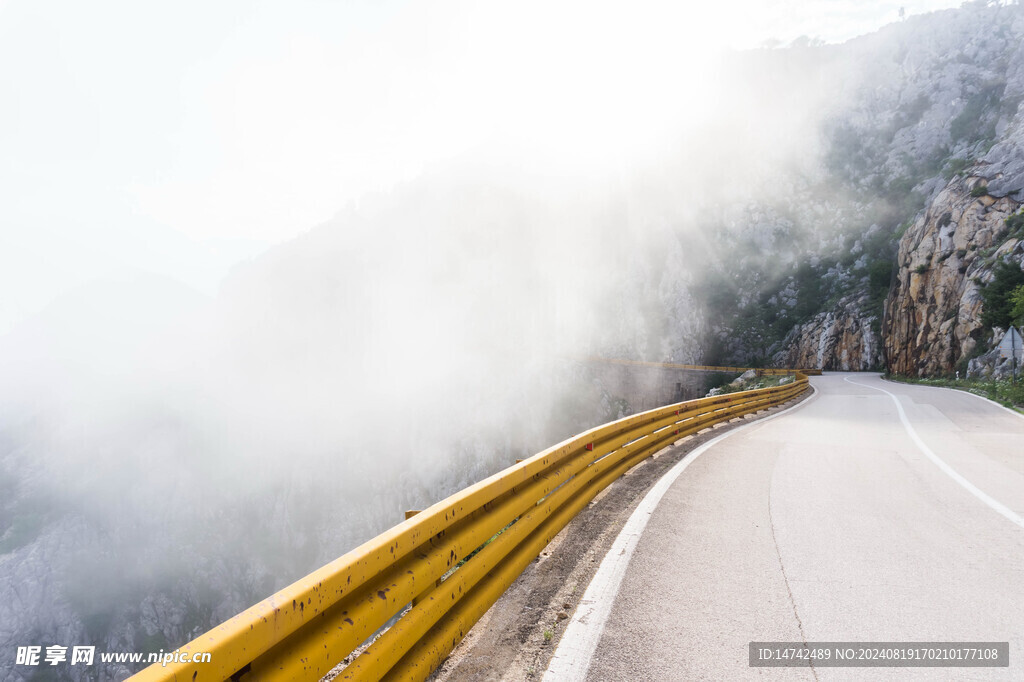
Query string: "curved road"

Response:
xmin=547 ymin=373 xmax=1024 ymax=681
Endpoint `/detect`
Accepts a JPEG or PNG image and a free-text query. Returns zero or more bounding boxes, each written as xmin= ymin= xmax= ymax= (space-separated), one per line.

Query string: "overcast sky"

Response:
xmin=0 ymin=0 xmax=962 ymax=333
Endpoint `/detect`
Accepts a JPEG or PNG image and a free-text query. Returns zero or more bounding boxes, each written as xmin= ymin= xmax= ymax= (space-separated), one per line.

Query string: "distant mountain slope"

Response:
xmin=696 ymin=1 xmax=1024 ymax=371
xmin=4 ymin=5 xmax=1024 ymax=680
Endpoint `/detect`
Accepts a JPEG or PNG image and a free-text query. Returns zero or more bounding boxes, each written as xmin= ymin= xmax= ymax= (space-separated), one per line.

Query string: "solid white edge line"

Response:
xmin=542 ymin=382 xmax=819 ymax=682
xmin=876 ymin=374 xmax=1024 ymax=422
xmin=844 ymin=375 xmax=1024 ymax=530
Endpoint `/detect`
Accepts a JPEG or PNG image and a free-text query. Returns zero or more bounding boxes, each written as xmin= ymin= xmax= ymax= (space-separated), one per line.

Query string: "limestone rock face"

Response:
xmin=883 ymin=176 xmax=1022 ymax=375
xmin=777 ymin=293 xmax=881 ymax=371
xmin=712 ymin=4 xmax=1024 ymax=373
xmin=968 ymin=327 xmax=1024 ymax=379
xmin=980 ymin=111 xmax=1024 ymax=198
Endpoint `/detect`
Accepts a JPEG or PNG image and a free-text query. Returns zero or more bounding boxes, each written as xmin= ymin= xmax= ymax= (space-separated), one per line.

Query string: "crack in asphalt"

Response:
xmin=768 ymin=468 xmax=819 ymax=682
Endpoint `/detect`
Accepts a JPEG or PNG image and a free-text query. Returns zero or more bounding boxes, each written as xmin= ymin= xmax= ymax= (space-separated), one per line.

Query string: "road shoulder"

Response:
xmin=428 ymin=390 xmax=814 ymax=682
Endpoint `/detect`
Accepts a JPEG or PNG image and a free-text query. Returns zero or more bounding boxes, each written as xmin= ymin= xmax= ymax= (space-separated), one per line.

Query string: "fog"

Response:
xmin=0 ymin=0 xmax=972 ymax=677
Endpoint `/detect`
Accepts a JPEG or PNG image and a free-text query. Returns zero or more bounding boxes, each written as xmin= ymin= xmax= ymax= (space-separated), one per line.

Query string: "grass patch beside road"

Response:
xmin=885 ymin=373 xmax=1024 ymax=411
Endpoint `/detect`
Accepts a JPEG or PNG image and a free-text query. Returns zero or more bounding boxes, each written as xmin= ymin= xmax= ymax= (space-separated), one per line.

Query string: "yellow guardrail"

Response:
xmin=130 ymin=367 xmax=813 ymax=682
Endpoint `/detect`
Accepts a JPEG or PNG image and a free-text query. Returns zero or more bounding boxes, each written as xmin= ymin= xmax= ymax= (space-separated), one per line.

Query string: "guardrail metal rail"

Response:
xmin=130 ymin=365 xmax=814 ymax=681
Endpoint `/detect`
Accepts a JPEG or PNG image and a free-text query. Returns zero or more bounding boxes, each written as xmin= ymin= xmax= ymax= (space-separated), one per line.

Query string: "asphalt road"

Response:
xmin=551 ymin=373 xmax=1024 ymax=681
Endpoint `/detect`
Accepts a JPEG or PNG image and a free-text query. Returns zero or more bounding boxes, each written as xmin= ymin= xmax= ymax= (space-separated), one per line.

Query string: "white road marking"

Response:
xmin=877 ymin=374 xmax=1024 ymax=422
xmin=542 ymin=384 xmax=818 ymax=682
xmin=844 ymin=375 xmax=1024 ymax=530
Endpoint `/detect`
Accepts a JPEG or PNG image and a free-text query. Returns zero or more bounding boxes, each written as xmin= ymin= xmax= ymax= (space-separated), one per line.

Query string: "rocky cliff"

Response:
xmin=883 ymin=177 xmax=1021 ymax=375
xmin=778 ymin=292 xmax=881 ymax=370
xmin=725 ymin=1 xmax=1024 ymax=372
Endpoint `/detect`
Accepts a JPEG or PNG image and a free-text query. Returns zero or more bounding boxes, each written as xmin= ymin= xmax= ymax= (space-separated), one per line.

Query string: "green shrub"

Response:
xmin=868 ymin=259 xmax=893 ymax=294
xmin=981 ymin=260 xmax=1024 ymax=328
xmin=886 ymin=375 xmax=1024 ymax=409
xmin=1010 ymin=284 xmax=1024 ymax=328
xmin=950 ymin=83 xmax=1005 ymax=143
xmin=971 ymin=184 xmax=989 ymax=197
xmin=945 ymin=158 xmax=970 ymax=177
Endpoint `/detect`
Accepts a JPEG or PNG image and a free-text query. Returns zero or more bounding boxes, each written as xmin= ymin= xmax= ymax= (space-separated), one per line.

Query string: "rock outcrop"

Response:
xmin=707 ymin=3 xmax=1024 ymax=372
xmin=883 ymin=176 xmax=1022 ymax=375
xmin=979 ymin=106 xmax=1024 ymax=199
xmin=777 ymin=293 xmax=881 ymax=370
xmin=968 ymin=327 xmax=1024 ymax=379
